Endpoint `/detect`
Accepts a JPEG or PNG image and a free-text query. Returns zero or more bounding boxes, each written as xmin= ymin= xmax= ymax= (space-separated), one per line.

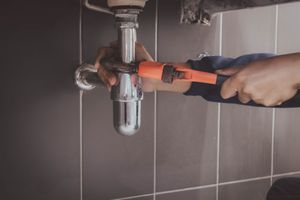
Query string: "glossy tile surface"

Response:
xmin=274 ymin=2 xmax=300 ymax=175
xmin=156 ymin=187 xmax=216 ymax=200
xmin=135 ymin=196 xmax=154 ymax=200
xmin=274 ymin=108 xmax=300 ymax=174
xmin=82 ymin=0 xmax=156 ymax=199
xmin=219 ymin=105 xmax=273 ymax=182
xmin=0 ymin=0 xmax=80 ymax=199
xmin=277 ymin=2 xmax=300 ymax=54
xmin=220 ymin=7 xmax=275 ymax=182
xmin=156 ymin=0 xmax=220 ymax=192
xmin=222 ymin=6 xmax=276 ymax=57
xmin=219 ymin=179 xmax=270 ymax=200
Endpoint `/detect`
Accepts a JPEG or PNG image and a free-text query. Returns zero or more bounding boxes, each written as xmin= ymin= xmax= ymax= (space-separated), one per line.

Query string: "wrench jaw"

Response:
xmin=100 ymin=58 xmax=138 ymax=74
xmin=161 ymin=65 xmax=186 ymax=84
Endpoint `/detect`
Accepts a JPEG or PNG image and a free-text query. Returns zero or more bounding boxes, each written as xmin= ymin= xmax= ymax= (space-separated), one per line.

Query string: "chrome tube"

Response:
xmin=74 ymin=8 xmax=143 ymax=136
xmin=75 ymin=63 xmax=103 ymax=91
xmin=111 ymin=9 xmax=143 ymax=136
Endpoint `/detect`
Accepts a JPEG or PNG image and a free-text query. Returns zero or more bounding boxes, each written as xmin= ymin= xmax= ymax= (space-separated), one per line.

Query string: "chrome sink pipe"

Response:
xmin=111 ymin=9 xmax=143 ymax=136
xmin=75 ymin=7 xmax=143 ymax=136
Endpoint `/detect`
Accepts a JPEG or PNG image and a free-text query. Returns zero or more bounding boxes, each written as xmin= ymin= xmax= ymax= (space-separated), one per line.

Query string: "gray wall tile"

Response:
xmin=274 ymin=2 xmax=300 ymax=175
xmin=134 ymin=196 xmax=154 ymax=200
xmin=222 ymin=6 xmax=276 ymax=57
xmin=277 ymin=2 xmax=300 ymax=54
xmin=82 ymin=0 xmax=156 ymax=199
xmin=156 ymin=93 xmax=218 ymax=191
xmin=82 ymin=91 xmax=154 ymax=199
xmin=220 ymin=105 xmax=273 ymax=181
xmin=219 ymin=179 xmax=271 ymax=200
xmin=156 ymin=187 xmax=216 ymax=200
xmin=274 ymin=108 xmax=300 ymax=173
xmin=156 ymin=0 xmax=220 ymax=191
xmin=220 ymin=7 xmax=276 ymax=182
xmin=0 ymin=0 xmax=80 ymax=199
xmin=157 ymin=0 xmax=220 ymax=61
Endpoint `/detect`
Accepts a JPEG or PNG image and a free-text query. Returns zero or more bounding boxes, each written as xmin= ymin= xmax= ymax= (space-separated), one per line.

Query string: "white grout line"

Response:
xmin=112 ymin=193 xmax=154 ymax=200
xmin=274 ymin=5 xmax=279 ymax=55
xmin=216 ymin=104 xmax=221 ymax=200
xmin=219 ymin=176 xmax=271 ymax=186
xmin=79 ymin=0 xmax=83 ymax=64
xmin=154 ymin=0 xmax=158 ymax=61
xmin=272 ymin=171 xmax=300 ymax=178
xmin=270 ymin=5 xmax=279 ymax=185
xmin=156 ymin=184 xmax=217 ymax=196
xmin=153 ymin=93 xmax=157 ymax=200
xmin=216 ymin=12 xmax=223 ymax=200
xmin=218 ymin=13 xmax=223 ymax=56
xmin=153 ymin=1 xmax=158 ymax=200
xmin=79 ymin=90 xmax=83 ymax=200
xmin=115 ymin=171 xmax=300 ymax=200
xmin=270 ymin=108 xmax=275 ymax=185
xmin=79 ymin=0 xmax=83 ymax=200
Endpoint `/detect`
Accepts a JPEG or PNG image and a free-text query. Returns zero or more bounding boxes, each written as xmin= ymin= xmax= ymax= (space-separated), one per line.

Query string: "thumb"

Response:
xmin=220 ymin=77 xmax=239 ymax=99
xmin=216 ymin=67 xmax=242 ymax=76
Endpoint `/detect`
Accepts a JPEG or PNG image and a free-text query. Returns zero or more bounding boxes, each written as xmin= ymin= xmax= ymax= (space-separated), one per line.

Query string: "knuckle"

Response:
xmin=238 ymin=94 xmax=249 ymax=104
xmin=262 ymin=100 xmax=275 ymax=107
xmin=252 ymin=92 xmax=263 ymax=101
xmin=220 ymin=82 xmax=232 ymax=98
xmin=234 ymin=73 xmax=246 ymax=84
xmin=243 ymin=84 xmax=254 ymax=94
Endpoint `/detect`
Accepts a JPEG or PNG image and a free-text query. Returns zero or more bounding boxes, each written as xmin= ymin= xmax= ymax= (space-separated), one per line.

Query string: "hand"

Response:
xmin=216 ymin=54 xmax=300 ymax=107
xmin=95 ymin=42 xmax=191 ymax=93
xmin=95 ymin=42 xmax=159 ymax=92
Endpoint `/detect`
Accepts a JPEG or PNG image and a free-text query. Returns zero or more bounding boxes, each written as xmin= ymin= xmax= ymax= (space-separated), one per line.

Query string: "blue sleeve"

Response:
xmin=184 ymin=53 xmax=300 ymax=108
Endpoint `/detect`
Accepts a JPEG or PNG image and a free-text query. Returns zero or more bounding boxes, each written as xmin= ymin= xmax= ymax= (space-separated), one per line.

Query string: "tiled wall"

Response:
xmin=1 ymin=0 xmax=300 ymax=200
xmin=0 ymin=0 xmax=80 ymax=199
